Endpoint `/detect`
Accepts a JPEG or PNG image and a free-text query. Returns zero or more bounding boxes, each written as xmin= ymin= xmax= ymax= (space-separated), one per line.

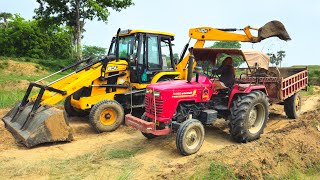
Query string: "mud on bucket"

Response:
xmin=2 ymin=102 xmax=73 ymax=148
xmin=258 ymin=20 xmax=291 ymax=41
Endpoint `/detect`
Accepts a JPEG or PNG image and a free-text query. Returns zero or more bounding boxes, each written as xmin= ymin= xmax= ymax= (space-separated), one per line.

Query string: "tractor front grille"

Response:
xmin=145 ymin=95 xmax=163 ymax=117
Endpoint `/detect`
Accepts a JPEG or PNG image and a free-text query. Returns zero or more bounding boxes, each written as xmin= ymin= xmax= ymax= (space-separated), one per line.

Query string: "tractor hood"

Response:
xmin=147 ymin=76 xmax=213 ymax=104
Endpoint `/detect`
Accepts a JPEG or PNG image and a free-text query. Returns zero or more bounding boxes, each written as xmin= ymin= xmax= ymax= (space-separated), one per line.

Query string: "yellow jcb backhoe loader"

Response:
xmin=2 ymin=21 xmax=290 ymax=147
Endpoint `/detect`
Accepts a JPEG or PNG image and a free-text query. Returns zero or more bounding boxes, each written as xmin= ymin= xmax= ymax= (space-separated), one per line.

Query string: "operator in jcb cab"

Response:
xmin=213 ymin=56 xmax=235 ymax=90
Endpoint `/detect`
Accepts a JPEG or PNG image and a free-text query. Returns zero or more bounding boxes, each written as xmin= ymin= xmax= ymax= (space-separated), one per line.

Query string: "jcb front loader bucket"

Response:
xmin=2 ymin=102 xmax=73 ymax=147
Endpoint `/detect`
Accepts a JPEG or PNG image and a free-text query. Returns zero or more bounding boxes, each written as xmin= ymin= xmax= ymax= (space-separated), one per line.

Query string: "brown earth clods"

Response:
xmin=0 ymin=94 xmax=320 ymax=179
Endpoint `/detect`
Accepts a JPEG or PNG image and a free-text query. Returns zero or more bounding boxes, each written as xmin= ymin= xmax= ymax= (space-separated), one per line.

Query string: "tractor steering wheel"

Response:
xmin=211 ymin=68 xmax=220 ymax=79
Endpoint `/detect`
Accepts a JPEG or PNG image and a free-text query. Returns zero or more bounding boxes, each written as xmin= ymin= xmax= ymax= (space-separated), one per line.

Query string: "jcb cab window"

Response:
xmin=147 ymin=36 xmax=161 ymax=69
xmin=108 ymin=36 xmax=134 ymax=60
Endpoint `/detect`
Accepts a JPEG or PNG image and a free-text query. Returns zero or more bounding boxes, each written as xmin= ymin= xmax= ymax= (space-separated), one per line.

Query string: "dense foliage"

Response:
xmin=82 ymin=45 xmax=106 ymax=58
xmin=0 ymin=15 xmax=72 ymax=59
xmin=34 ymin=0 xmax=134 ymax=60
xmin=210 ymin=41 xmax=243 ymax=67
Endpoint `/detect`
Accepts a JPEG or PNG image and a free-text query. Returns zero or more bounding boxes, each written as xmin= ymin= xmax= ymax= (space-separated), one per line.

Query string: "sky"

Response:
xmin=1 ymin=0 xmax=320 ymax=66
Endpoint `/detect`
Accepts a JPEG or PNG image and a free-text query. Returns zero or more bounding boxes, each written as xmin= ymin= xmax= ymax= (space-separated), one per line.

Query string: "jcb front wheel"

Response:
xmin=89 ymin=100 xmax=124 ymax=133
xmin=176 ymin=119 xmax=205 ymax=156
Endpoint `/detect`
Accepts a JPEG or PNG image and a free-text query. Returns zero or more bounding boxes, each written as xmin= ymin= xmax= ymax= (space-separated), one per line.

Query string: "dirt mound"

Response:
xmin=0 ymin=95 xmax=319 ymax=179
xmin=163 ymin=104 xmax=320 ymax=179
xmin=0 ymin=109 xmax=19 ymax=151
xmin=0 ymin=60 xmax=47 ymax=76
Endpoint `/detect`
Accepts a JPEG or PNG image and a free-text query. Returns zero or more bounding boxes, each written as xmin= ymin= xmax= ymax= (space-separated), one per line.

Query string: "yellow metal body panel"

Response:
xmin=119 ymin=29 xmax=174 ymax=37
xmin=189 ymin=26 xmax=259 ymax=42
xmin=150 ymin=72 xmax=181 ymax=84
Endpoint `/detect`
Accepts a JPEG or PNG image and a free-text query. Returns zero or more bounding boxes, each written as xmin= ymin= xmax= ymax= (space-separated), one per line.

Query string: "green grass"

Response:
xmin=0 ymin=57 xmax=74 ymax=108
xmin=190 ymin=161 xmax=237 ymax=180
xmin=0 ymin=146 xmax=142 ymax=179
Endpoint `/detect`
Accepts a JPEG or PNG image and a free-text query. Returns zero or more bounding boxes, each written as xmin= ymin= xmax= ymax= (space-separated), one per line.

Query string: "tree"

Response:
xmin=0 ymin=14 xmax=72 ymax=59
xmin=0 ymin=12 xmax=13 ymax=28
xmin=83 ymin=45 xmax=106 ymax=58
xmin=267 ymin=50 xmax=286 ymax=67
xmin=210 ymin=41 xmax=243 ymax=67
xmin=34 ymin=0 xmax=134 ymax=61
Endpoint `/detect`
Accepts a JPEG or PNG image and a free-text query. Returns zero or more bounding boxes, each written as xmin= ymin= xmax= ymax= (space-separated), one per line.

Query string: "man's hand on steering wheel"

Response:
xmin=211 ymin=67 xmax=220 ymax=79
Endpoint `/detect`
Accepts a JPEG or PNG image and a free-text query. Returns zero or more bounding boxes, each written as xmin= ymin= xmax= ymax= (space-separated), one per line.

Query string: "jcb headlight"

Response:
xmin=153 ymin=91 xmax=160 ymax=97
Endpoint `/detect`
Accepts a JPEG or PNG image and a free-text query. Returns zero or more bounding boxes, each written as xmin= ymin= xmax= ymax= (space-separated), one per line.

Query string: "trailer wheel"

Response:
xmin=176 ymin=119 xmax=205 ymax=156
xmin=284 ymin=92 xmax=301 ymax=119
xmin=89 ymin=100 xmax=124 ymax=133
xmin=140 ymin=113 xmax=158 ymax=139
xmin=230 ymin=91 xmax=269 ymax=143
xmin=64 ymin=96 xmax=89 ymax=117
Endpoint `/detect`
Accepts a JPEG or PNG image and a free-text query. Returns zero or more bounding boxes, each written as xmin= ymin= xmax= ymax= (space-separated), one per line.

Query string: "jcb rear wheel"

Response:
xmin=140 ymin=113 xmax=157 ymax=139
xmin=64 ymin=96 xmax=89 ymax=117
xmin=89 ymin=100 xmax=124 ymax=133
xmin=284 ymin=92 xmax=301 ymax=119
xmin=176 ymin=119 xmax=205 ymax=156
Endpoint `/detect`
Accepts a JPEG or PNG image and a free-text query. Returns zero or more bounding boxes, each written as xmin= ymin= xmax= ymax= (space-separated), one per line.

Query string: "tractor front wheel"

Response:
xmin=230 ymin=91 xmax=269 ymax=143
xmin=284 ymin=92 xmax=301 ymax=119
xmin=89 ymin=100 xmax=124 ymax=133
xmin=176 ymin=119 xmax=205 ymax=156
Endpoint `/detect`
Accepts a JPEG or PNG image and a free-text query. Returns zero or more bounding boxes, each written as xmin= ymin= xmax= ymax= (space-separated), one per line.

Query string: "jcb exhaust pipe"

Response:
xmin=187 ymin=48 xmax=194 ymax=83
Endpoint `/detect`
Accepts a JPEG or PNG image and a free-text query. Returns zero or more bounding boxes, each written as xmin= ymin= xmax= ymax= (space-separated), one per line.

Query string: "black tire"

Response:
xmin=64 ymin=96 xmax=89 ymax=117
xmin=89 ymin=100 xmax=124 ymax=133
xmin=230 ymin=91 xmax=269 ymax=143
xmin=176 ymin=119 xmax=205 ymax=156
xmin=140 ymin=113 xmax=158 ymax=139
xmin=284 ymin=92 xmax=301 ymax=119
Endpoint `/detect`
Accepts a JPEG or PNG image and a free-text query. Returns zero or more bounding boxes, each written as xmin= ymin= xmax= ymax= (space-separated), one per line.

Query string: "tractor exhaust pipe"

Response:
xmin=187 ymin=48 xmax=194 ymax=83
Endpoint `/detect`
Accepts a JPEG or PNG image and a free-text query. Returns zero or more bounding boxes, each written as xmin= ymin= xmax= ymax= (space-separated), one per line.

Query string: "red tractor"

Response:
xmin=125 ymin=48 xmax=308 ymax=155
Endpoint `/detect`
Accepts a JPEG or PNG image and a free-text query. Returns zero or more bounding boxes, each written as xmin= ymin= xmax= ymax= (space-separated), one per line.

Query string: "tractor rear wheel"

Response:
xmin=64 ymin=96 xmax=89 ymax=117
xmin=284 ymin=92 xmax=301 ymax=119
xmin=141 ymin=113 xmax=158 ymax=139
xmin=89 ymin=100 xmax=124 ymax=133
xmin=176 ymin=119 xmax=205 ymax=156
xmin=230 ymin=91 xmax=269 ymax=143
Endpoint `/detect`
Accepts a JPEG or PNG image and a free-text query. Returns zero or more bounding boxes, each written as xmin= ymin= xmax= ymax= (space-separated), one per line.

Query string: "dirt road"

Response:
xmin=0 ymin=94 xmax=320 ymax=179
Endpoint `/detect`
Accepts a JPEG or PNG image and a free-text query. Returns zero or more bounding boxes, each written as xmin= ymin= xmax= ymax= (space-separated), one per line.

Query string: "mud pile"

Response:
xmin=164 ymin=104 xmax=320 ymax=179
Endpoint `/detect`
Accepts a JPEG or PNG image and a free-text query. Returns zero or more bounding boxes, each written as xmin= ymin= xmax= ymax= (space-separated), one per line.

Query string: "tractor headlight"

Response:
xmin=146 ymin=89 xmax=152 ymax=94
xmin=153 ymin=91 xmax=160 ymax=97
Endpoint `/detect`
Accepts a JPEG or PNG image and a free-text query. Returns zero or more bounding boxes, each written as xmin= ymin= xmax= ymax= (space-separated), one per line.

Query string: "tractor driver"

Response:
xmin=213 ymin=56 xmax=235 ymax=90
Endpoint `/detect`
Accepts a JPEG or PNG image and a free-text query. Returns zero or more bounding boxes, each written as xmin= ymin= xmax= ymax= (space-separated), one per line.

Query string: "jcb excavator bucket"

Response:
xmin=2 ymin=102 xmax=73 ymax=147
xmin=258 ymin=20 xmax=291 ymax=41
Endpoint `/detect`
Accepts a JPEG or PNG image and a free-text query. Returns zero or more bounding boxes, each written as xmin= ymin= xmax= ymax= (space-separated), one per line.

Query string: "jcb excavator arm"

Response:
xmin=176 ymin=20 xmax=291 ymax=80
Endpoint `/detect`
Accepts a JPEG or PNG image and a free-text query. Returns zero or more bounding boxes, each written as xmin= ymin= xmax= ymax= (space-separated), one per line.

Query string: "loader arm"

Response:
xmin=36 ymin=63 xmax=103 ymax=105
xmin=176 ymin=20 xmax=290 ymax=80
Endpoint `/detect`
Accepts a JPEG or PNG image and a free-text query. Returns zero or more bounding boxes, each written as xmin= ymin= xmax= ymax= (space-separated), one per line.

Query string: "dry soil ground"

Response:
xmin=0 ymin=92 xmax=320 ymax=179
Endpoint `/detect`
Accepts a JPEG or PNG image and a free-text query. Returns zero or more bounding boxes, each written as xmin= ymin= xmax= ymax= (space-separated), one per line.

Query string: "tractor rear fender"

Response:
xmin=228 ymin=84 xmax=268 ymax=109
xmin=150 ymin=72 xmax=181 ymax=84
